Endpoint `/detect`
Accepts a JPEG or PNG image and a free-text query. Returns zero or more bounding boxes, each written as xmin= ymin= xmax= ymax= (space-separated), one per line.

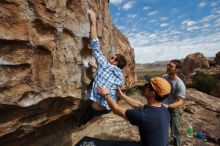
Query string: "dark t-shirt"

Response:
xmin=125 ymin=105 xmax=169 ymax=146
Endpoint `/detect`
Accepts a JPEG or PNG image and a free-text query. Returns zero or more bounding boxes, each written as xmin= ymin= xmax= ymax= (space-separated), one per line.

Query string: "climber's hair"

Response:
xmin=115 ymin=54 xmax=127 ymax=69
xmin=170 ymin=59 xmax=182 ymax=70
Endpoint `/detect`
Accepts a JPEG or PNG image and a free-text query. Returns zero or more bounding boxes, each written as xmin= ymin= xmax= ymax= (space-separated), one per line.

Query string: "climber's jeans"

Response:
xmin=79 ymin=100 xmax=110 ymax=125
xmin=169 ymin=108 xmax=181 ymax=146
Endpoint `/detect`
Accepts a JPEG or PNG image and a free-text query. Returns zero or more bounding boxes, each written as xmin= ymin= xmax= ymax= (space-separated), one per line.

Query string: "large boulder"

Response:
xmin=0 ymin=0 xmax=136 ymax=145
xmin=196 ymin=62 xmax=220 ymax=97
xmin=181 ymin=52 xmax=210 ymax=87
xmin=210 ymin=81 xmax=220 ymax=98
xmin=182 ymin=52 xmax=209 ymax=75
xmin=181 ymin=52 xmax=220 ymax=97
xmin=182 ymin=89 xmax=220 ymax=145
xmin=214 ymin=51 xmax=220 ymax=65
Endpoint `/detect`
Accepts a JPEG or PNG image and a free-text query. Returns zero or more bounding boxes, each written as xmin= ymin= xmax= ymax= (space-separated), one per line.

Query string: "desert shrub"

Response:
xmin=193 ymin=74 xmax=218 ymax=94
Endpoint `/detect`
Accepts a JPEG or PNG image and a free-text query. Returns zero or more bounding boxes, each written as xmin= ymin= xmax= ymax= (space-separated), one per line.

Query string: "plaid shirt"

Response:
xmin=89 ymin=38 xmax=124 ymax=110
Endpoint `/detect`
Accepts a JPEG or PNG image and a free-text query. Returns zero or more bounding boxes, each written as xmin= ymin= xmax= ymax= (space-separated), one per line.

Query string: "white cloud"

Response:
xmin=215 ymin=18 xmax=220 ymax=27
xmin=177 ymin=15 xmax=185 ymax=19
xmin=216 ymin=10 xmax=220 ymax=14
xmin=198 ymin=2 xmax=206 ymax=8
xmin=182 ymin=20 xmax=196 ymax=27
xmin=127 ymin=14 xmax=137 ymax=18
xmin=126 ymin=29 xmax=220 ymax=63
xmin=148 ymin=11 xmax=157 ymax=16
xmin=123 ymin=1 xmax=136 ymax=10
xmin=116 ymin=13 xmax=121 ymax=16
xmin=110 ymin=0 xmax=124 ymax=5
xmin=148 ymin=19 xmax=157 ymax=23
xmin=203 ymin=23 xmax=210 ymax=27
xmin=201 ymin=14 xmax=217 ymax=22
xmin=160 ymin=17 xmax=168 ymax=21
xmin=169 ymin=30 xmax=181 ymax=35
xmin=186 ymin=26 xmax=199 ymax=31
xmin=215 ymin=18 xmax=220 ymax=24
xmin=143 ymin=6 xmax=150 ymax=10
xmin=117 ymin=25 xmax=125 ymax=31
xmin=210 ymin=2 xmax=217 ymax=7
xmin=180 ymin=16 xmax=214 ymax=31
xmin=160 ymin=23 xmax=169 ymax=27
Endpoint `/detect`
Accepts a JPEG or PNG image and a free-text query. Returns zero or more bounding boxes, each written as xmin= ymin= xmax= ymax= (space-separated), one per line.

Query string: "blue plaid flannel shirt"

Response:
xmin=89 ymin=38 xmax=124 ymax=110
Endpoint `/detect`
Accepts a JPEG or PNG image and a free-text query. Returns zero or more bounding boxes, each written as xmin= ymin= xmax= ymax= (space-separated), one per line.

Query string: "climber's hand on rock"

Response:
xmin=89 ymin=60 xmax=97 ymax=69
xmin=88 ymin=9 xmax=96 ymax=24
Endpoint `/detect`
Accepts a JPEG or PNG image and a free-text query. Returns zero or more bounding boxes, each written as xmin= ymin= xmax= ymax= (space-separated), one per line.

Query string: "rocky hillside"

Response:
xmin=0 ymin=0 xmax=136 ymax=145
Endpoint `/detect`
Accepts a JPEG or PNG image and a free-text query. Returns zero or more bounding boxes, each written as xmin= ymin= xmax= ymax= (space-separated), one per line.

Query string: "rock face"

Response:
xmin=197 ymin=65 xmax=220 ymax=98
xmin=183 ymin=89 xmax=220 ymax=145
xmin=0 ymin=0 xmax=136 ymax=145
xmin=181 ymin=52 xmax=220 ymax=97
xmin=214 ymin=51 xmax=220 ymax=65
xmin=182 ymin=52 xmax=209 ymax=75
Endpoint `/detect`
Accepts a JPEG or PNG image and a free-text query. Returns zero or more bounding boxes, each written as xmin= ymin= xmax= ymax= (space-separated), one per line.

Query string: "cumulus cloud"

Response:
xmin=201 ymin=14 xmax=218 ymax=22
xmin=169 ymin=30 xmax=181 ymax=35
xmin=182 ymin=20 xmax=196 ymax=28
xmin=127 ymin=14 xmax=137 ymax=18
xmin=110 ymin=0 xmax=124 ymax=5
xmin=215 ymin=18 xmax=220 ymax=27
xmin=123 ymin=1 xmax=136 ymax=10
xmin=116 ymin=13 xmax=120 ymax=16
xmin=182 ymin=20 xmax=199 ymax=31
xmin=160 ymin=17 xmax=168 ymax=21
xmin=148 ymin=11 xmax=157 ymax=16
xmin=186 ymin=26 xmax=199 ymax=31
xmin=148 ymin=19 xmax=157 ymax=23
xmin=126 ymin=29 xmax=220 ymax=63
xmin=177 ymin=15 xmax=185 ymax=19
xmin=216 ymin=10 xmax=220 ymax=14
xmin=198 ymin=2 xmax=206 ymax=8
xmin=143 ymin=6 xmax=150 ymax=10
xmin=182 ymin=20 xmax=201 ymax=31
xmin=117 ymin=25 xmax=126 ymax=31
xmin=210 ymin=2 xmax=218 ymax=7
xmin=160 ymin=23 xmax=169 ymax=27
xmin=215 ymin=18 xmax=220 ymax=24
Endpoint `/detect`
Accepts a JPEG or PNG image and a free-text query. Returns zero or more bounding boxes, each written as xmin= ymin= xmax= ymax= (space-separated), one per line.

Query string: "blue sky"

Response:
xmin=109 ymin=0 xmax=220 ymax=63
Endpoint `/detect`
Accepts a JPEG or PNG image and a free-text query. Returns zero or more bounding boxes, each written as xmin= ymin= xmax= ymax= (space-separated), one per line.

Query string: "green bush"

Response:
xmin=193 ymin=74 xmax=218 ymax=94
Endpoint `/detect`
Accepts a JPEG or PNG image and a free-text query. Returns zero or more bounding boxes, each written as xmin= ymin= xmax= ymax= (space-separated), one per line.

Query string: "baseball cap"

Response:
xmin=150 ymin=77 xmax=171 ymax=97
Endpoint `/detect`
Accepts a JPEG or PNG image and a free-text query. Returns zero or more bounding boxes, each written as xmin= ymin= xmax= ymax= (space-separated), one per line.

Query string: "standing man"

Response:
xmin=79 ymin=10 xmax=127 ymax=125
xmin=97 ymin=77 xmax=171 ymax=146
xmin=162 ymin=60 xmax=186 ymax=146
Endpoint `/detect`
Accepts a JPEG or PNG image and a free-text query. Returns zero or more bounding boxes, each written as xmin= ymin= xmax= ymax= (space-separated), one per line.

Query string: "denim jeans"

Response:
xmin=169 ymin=108 xmax=181 ymax=146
